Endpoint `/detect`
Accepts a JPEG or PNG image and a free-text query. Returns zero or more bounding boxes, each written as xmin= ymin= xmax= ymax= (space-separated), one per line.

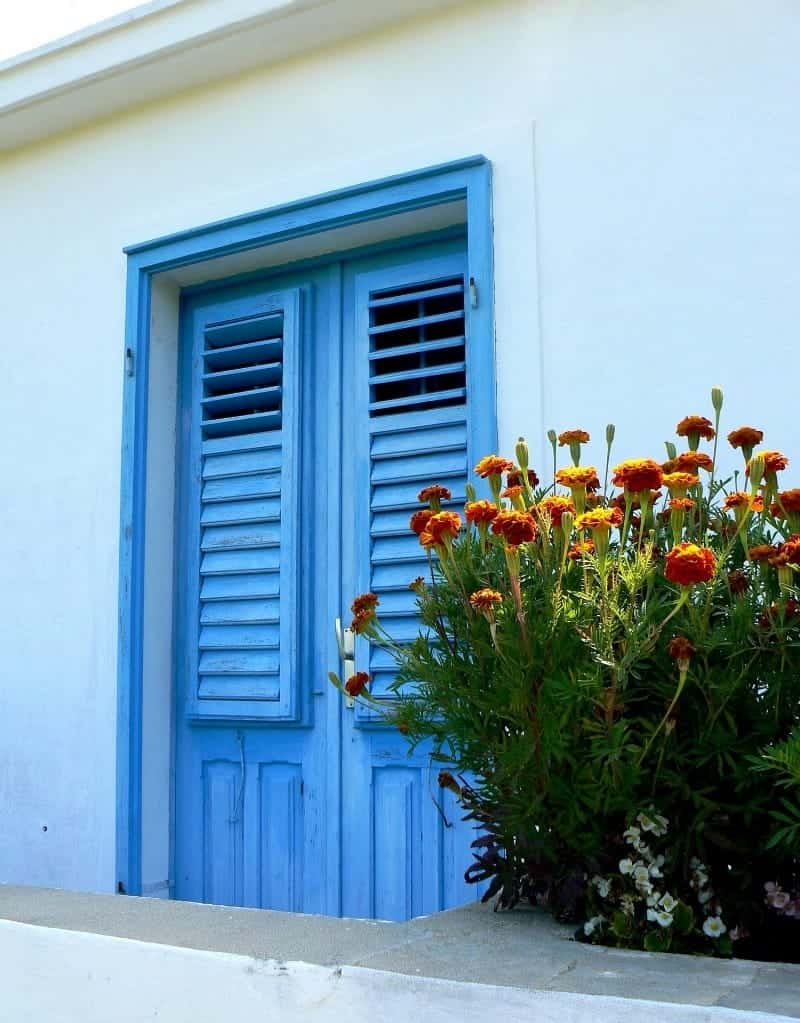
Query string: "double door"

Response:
xmin=173 ymin=235 xmax=482 ymax=918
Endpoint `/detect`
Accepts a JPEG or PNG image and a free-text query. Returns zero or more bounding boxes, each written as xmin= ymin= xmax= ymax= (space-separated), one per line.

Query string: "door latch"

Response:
xmin=335 ymin=617 xmax=356 ymax=708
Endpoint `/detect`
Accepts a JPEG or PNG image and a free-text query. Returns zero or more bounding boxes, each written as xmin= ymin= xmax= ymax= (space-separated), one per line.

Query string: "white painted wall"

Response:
xmin=0 ymin=0 xmax=798 ymax=892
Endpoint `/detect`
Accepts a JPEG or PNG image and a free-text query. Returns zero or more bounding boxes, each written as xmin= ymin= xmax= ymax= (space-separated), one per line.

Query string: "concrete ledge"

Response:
xmin=1 ymin=886 xmax=797 ymax=1020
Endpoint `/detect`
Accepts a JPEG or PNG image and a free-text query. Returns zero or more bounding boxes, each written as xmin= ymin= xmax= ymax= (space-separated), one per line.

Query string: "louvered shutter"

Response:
xmin=183 ymin=290 xmax=301 ymax=720
xmin=351 ymin=254 xmax=469 ymax=721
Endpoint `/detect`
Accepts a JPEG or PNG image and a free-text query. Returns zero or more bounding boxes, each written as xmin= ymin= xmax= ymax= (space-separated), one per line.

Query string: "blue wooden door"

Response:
xmin=174 ymin=236 xmax=486 ymax=918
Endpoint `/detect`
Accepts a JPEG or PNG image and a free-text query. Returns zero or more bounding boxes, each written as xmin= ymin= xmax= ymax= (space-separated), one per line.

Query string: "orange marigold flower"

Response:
xmin=464 ymin=500 xmax=499 ymax=525
xmin=676 ymin=415 xmax=715 ymax=441
xmin=727 ymin=569 xmax=749 ymax=595
xmin=772 ymin=490 xmax=800 ymax=515
xmin=410 ymin=509 xmax=434 ymax=536
xmin=747 ymin=449 xmax=789 ymax=478
xmin=422 ymin=511 xmax=462 ymax=546
xmin=475 ymin=455 xmax=515 ymax=478
xmin=674 ymin=451 xmax=714 ymax=472
xmin=351 ymin=609 xmax=376 ymax=634
xmin=438 ymin=771 xmax=462 ymax=796
xmin=575 ymin=507 xmax=624 ymax=532
xmin=555 ymin=465 xmax=599 ymax=489
xmin=749 ymin=544 xmax=781 ymax=563
xmin=469 ymin=588 xmax=503 ymax=612
xmin=567 ymin=539 xmax=595 ymax=560
xmin=780 ymin=535 xmax=800 ymax=565
xmin=723 ymin=491 xmax=752 ymax=510
xmin=558 ymin=429 xmax=591 ymax=446
xmin=344 ymin=671 xmax=370 ymax=697
xmin=351 ymin=592 xmax=379 ymax=615
xmin=760 ymin=599 xmax=799 ymax=627
xmin=662 ymin=471 xmax=700 ymax=493
xmin=667 ymin=635 xmax=695 ymax=664
xmin=501 ymin=485 xmax=524 ymax=500
xmin=537 ymin=495 xmax=576 ymax=527
xmin=417 ymin=484 xmax=452 ymax=504
xmin=664 ymin=543 xmax=715 ymax=586
xmin=670 ymin=498 xmax=695 ymax=512
xmin=728 ymin=426 xmax=764 ymax=450
xmin=611 ymin=458 xmax=664 ymax=493
xmin=491 ymin=510 xmax=537 ymax=547
xmin=507 ymin=468 xmax=540 ymax=488
xmin=409 ymin=576 xmax=425 ymax=592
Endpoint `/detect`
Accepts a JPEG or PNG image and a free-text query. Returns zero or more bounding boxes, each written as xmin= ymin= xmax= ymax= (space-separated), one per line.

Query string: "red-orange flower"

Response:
xmin=662 ymin=471 xmax=700 ymax=494
xmin=612 ymin=459 xmax=664 ymax=493
xmin=780 ymin=535 xmax=800 ymax=565
xmin=728 ymin=426 xmax=764 ymax=450
xmin=676 ymin=415 xmax=715 ymax=441
xmin=772 ymin=490 xmax=800 ymax=515
xmin=727 ymin=569 xmax=749 ymax=595
xmin=464 ymin=500 xmax=499 ymax=525
xmin=351 ymin=592 xmax=379 ymax=615
xmin=558 ymin=429 xmax=590 ymax=446
xmin=537 ymin=495 xmax=576 ymax=527
xmin=669 ymin=498 xmax=695 ymax=512
xmin=556 ymin=465 xmax=599 ymax=489
xmin=420 ymin=511 xmax=461 ymax=547
xmin=409 ymin=509 xmax=434 ymax=536
xmin=474 ymin=455 xmax=515 ymax=478
xmin=469 ymin=588 xmax=503 ymax=612
xmin=747 ymin=450 xmax=789 ymax=479
xmin=674 ymin=451 xmax=714 ymax=473
xmin=723 ymin=491 xmax=752 ymax=510
xmin=567 ymin=540 xmax=595 ymax=560
xmin=575 ymin=507 xmax=624 ymax=532
xmin=345 ymin=672 xmax=370 ymax=697
xmin=417 ymin=484 xmax=452 ymax=504
xmin=491 ymin=510 xmax=537 ymax=547
xmin=667 ymin=635 xmax=695 ymax=666
xmin=664 ymin=543 xmax=716 ymax=586
xmin=507 ymin=468 xmax=540 ymax=488
xmin=501 ymin=485 xmax=524 ymax=501
xmin=749 ymin=544 xmax=781 ymax=563
xmin=409 ymin=576 xmax=425 ymax=592
xmin=351 ymin=609 xmax=376 ymax=634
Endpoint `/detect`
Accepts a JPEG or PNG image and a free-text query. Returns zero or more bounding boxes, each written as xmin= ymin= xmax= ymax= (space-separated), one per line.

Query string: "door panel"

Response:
xmin=174 ymin=236 xmax=483 ymax=918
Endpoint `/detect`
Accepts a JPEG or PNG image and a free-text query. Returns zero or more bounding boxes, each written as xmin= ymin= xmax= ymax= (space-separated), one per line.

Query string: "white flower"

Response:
xmin=703 ymin=916 xmax=727 ymax=938
xmin=637 ymin=812 xmax=658 ymax=832
xmin=659 ymin=893 xmax=678 ymax=913
xmin=584 ymin=915 xmax=605 ymax=937
xmin=635 ymin=879 xmax=654 ymax=896
xmin=651 ymin=814 xmax=669 ymax=837
xmin=633 ymin=864 xmax=651 ymax=885
xmin=623 ymin=826 xmax=641 ymax=845
xmin=647 ymin=890 xmax=662 ymax=907
xmin=634 ymin=840 xmax=653 ymax=860
xmin=592 ymin=875 xmax=611 ymax=899
xmin=648 ymin=862 xmax=663 ymax=879
xmin=619 ymin=858 xmax=635 ymax=875
xmin=698 ymin=888 xmax=714 ymax=905
xmin=647 ymin=908 xmax=673 ymax=928
xmin=652 ymin=854 xmax=665 ymax=870
xmin=690 ymin=857 xmax=705 ymax=870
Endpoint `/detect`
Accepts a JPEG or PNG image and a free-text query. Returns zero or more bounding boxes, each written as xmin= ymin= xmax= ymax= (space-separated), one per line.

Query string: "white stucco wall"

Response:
xmin=0 ymin=0 xmax=798 ymax=892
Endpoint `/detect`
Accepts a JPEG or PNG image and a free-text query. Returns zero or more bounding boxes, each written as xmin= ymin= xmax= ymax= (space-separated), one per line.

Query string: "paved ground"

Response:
xmin=1 ymin=885 xmax=797 ymax=1019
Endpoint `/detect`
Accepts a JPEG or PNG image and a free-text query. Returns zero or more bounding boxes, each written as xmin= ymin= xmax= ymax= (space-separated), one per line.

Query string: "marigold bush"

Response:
xmin=331 ymin=388 xmax=800 ymax=961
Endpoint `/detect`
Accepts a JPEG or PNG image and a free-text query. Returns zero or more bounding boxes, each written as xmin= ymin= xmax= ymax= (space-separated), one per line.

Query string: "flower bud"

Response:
xmin=561 ymin=509 xmax=574 ymax=538
xmin=664 ymin=441 xmax=677 ymax=461
xmin=605 ymin=424 xmax=616 ymax=446
xmin=515 ymin=437 xmax=529 ymax=473
xmin=465 ymin=482 xmax=476 ymax=503
xmin=547 ymin=429 xmax=557 ymax=447
xmin=711 ymin=386 xmax=724 ymax=415
xmin=748 ymin=454 xmax=765 ymax=491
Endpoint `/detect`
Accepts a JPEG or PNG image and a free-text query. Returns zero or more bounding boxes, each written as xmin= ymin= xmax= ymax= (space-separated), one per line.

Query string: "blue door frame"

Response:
xmin=117 ymin=156 xmax=495 ymax=898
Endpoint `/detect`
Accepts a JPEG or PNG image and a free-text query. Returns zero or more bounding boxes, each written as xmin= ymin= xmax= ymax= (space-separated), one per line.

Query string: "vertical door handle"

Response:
xmin=335 ymin=617 xmax=356 ymax=708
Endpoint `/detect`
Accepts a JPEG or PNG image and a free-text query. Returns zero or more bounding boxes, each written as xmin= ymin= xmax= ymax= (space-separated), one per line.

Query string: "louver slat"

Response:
xmin=189 ymin=296 xmax=300 ymax=718
xmin=362 ymin=271 xmax=469 ymax=711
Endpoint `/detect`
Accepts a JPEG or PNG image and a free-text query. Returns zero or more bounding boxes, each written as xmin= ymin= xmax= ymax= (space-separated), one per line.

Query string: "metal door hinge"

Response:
xmin=469 ymin=277 xmax=478 ymax=309
xmin=335 ymin=617 xmax=356 ymax=708
xmin=126 ymin=347 xmax=135 ymax=377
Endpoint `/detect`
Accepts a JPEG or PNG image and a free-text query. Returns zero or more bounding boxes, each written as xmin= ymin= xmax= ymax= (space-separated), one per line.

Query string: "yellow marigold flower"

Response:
xmin=662 ymin=471 xmax=700 ymax=495
xmin=611 ymin=459 xmax=663 ymax=493
xmin=575 ymin=507 xmax=624 ymax=532
xmin=474 ymin=455 xmax=515 ymax=478
xmin=674 ymin=451 xmax=714 ymax=472
xmin=469 ymin=588 xmax=503 ymax=612
xmin=676 ymin=415 xmax=715 ymax=441
xmin=537 ymin=495 xmax=576 ymax=527
xmin=728 ymin=426 xmax=764 ymax=450
xmin=558 ymin=429 xmax=590 ymax=446
xmin=555 ymin=465 xmax=599 ymax=489
xmin=464 ymin=500 xmax=499 ymax=525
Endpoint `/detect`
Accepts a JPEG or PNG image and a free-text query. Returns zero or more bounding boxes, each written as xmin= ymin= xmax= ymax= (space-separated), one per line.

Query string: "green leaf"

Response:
xmin=672 ymin=902 xmax=694 ymax=935
xmin=644 ymin=929 xmax=671 ymax=953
